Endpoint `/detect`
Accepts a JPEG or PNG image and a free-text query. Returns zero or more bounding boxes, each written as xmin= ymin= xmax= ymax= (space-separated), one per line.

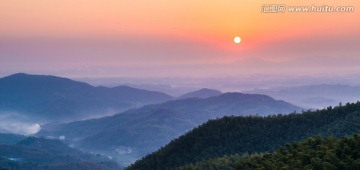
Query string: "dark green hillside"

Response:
xmin=235 ymin=135 xmax=360 ymax=170
xmin=176 ymin=154 xmax=250 ymax=170
xmin=177 ymin=135 xmax=360 ymax=170
xmin=127 ymin=102 xmax=360 ymax=170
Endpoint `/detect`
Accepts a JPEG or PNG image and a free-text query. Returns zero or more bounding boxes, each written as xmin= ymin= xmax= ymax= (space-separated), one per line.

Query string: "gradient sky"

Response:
xmin=0 ymin=0 xmax=359 ymax=78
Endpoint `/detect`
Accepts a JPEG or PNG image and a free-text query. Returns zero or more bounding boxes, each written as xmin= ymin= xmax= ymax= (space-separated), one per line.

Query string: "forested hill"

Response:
xmin=127 ymin=102 xmax=360 ymax=170
xmin=176 ymin=135 xmax=360 ymax=170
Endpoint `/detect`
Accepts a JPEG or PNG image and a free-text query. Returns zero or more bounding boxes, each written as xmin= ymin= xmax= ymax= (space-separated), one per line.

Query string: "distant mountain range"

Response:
xmin=246 ymin=84 xmax=360 ymax=109
xmin=177 ymin=88 xmax=222 ymax=99
xmin=37 ymin=92 xmax=302 ymax=165
xmin=3 ymin=73 xmax=360 ymax=169
xmin=0 ymin=73 xmax=173 ymax=123
xmin=0 ymin=135 xmax=121 ymax=170
xmin=127 ymin=101 xmax=360 ymax=170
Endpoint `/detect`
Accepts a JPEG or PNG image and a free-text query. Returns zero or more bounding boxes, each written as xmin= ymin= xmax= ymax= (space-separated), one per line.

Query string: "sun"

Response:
xmin=234 ymin=36 xmax=241 ymax=44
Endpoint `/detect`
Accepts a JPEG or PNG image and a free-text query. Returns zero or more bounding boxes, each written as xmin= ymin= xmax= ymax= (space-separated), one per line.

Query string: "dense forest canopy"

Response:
xmin=177 ymin=135 xmax=360 ymax=170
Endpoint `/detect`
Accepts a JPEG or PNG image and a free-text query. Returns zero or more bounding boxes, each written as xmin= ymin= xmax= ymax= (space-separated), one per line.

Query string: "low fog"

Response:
xmin=0 ymin=112 xmax=41 ymax=135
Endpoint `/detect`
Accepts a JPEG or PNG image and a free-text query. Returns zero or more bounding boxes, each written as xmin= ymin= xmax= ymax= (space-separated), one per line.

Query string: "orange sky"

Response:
xmin=1 ymin=1 xmax=358 ymax=37
xmin=0 ymin=0 xmax=359 ymax=77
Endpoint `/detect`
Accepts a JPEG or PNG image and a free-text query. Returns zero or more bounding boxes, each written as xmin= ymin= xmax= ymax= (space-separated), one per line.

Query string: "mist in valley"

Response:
xmin=0 ymin=112 xmax=41 ymax=135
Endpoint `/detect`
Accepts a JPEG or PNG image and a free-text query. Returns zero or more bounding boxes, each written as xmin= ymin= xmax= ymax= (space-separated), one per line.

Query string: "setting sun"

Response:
xmin=234 ymin=36 xmax=241 ymax=44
